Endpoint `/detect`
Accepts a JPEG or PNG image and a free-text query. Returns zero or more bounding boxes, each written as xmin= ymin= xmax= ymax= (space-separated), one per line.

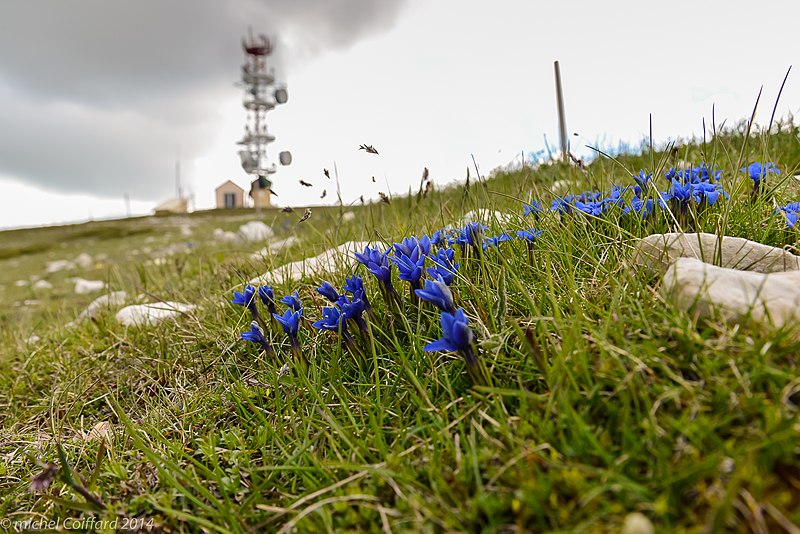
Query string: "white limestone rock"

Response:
xmin=250 ymin=241 xmax=371 ymax=284
xmin=251 ymin=236 xmax=300 ymax=258
xmin=74 ymin=253 xmax=94 ymax=270
xmin=341 ymin=211 xmax=356 ymax=223
xmin=115 ymin=301 xmax=195 ymax=327
xmin=73 ymin=278 xmax=105 ymax=294
xmin=238 ymin=221 xmax=274 ymax=242
xmin=213 ymin=228 xmax=240 ymax=243
xmin=634 ymin=232 xmax=800 ymax=274
xmin=662 ymin=257 xmax=800 ymax=328
xmin=45 ymin=259 xmax=76 ymax=274
xmin=76 ymin=291 xmax=128 ymax=321
xmin=14 ymin=279 xmax=29 ymax=287
xmin=32 ymin=280 xmax=53 ymax=290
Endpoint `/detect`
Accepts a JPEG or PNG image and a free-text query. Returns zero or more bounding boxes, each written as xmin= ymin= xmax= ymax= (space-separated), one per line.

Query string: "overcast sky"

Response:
xmin=0 ymin=0 xmax=798 ymax=228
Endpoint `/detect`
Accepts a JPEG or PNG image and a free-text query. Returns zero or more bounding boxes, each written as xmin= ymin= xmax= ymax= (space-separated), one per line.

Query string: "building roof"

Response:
xmin=215 ymin=179 xmax=245 ymax=193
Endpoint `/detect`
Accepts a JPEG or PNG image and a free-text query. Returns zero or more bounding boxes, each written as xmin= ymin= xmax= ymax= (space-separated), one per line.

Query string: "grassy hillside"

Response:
xmin=1 ymin=120 xmax=799 ymax=532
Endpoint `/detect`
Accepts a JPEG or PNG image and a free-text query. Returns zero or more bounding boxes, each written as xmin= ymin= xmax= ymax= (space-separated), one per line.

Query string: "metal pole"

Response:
xmin=554 ymin=61 xmax=568 ymax=162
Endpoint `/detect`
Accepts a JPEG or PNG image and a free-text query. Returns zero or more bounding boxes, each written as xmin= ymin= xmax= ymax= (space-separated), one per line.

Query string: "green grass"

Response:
xmin=1 ymin=118 xmax=799 ymax=533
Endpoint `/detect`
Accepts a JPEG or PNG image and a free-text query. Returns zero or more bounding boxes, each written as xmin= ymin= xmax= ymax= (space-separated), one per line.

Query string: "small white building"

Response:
xmin=215 ymin=180 xmax=245 ymax=209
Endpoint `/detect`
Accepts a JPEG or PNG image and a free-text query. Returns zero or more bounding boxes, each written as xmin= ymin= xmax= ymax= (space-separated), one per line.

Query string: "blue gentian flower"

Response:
xmin=343 ymin=274 xmax=371 ymax=311
xmin=622 ymin=197 xmax=654 ymax=218
xmin=427 ymin=247 xmax=459 ymax=285
xmin=522 ymin=200 xmax=543 ymax=217
xmin=574 ymin=200 xmax=604 ymax=217
xmin=232 ymin=285 xmax=260 ymax=318
xmin=483 ymin=232 xmax=513 ymax=249
xmin=258 ymin=285 xmax=277 ymax=315
xmin=634 ymin=170 xmax=652 ymax=189
xmin=392 ymin=250 xmax=426 ymax=288
xmin=355 ymin=245 xmax=393 ymax=282
xmin=669 ymin=180 xmax=692 ymax=203
xmin=691 ymin=181 xmax=727 ymax=206
xmin=431 ymin=229 xmax=450 ymax=246
xmin=313 ymin=305 xmax=344 ymax=332
xmin=274 ymin=308 xmax=302 ymax=338
xmin=392 ymin=236 xmax=418 ymax=257
xmin=550 ymin=195 xmax=575 ymax=214
xmin=778 ymin=202 xmax=800 ymax=228
xmin=517 ymin=229 xmax=545 ymax=242
xmin=241 ymin=321 xmax=272 ymax=353
xmin=313 ymin=304 xmax=358 ymax=350
xmin=424 ymin=308 xmax=473 ymax=353
xmin=337 ymin=294 xmax=369 ymax=335
xmin=343 ymin=274 xmax=365 ymax=295
xmin=337 ymin=294 xmax=367 ymax=320
xmin=280 ymin=290 xmax=303 ymax=312
xmin=424 ymin=308 xmax=490 ymax=386
xmin=415 ymin=275 xmax=456 ymax=313
xmin=604 ymin=185 xmax=628 ymax=208
xmin=461 ymin=222 xmax=487 ymax=248
xmin=742 ymin=162 xmax=780 ymax=188
xmin=316 ymin=281 xmax=340 ymax=303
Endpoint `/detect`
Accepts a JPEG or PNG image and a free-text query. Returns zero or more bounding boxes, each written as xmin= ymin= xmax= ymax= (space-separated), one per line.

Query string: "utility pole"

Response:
xmin=554 ymin=61 xmax=568 ymax=163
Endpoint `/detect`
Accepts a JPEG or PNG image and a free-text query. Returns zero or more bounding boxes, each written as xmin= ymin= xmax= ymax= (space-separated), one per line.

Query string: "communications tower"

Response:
xmin=238 ymin=30 xmax=290 ymax=208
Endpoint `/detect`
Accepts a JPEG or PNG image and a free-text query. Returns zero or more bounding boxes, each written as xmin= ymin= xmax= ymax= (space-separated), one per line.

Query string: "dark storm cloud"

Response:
xmin=0 ymin=0 xmax=409 ymax=199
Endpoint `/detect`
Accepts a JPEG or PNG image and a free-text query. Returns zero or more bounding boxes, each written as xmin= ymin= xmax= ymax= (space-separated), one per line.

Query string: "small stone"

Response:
xmin=45 ymin=259 xmax=76 ymax=273
xmin=74 ymin=253 xmax=94 ymax=270
xmin=115 ymin=301 xmax=195 ymax=327
xmin=634 ymin=232 xmax=800 ymax=274
xmin=32 ymin=280 xmax=53 ymax=290
xmin=662 ymin=257 xmax=800 ymax=327
xmin=73 ymin=278 xmax=105 ymax=294
xmin=238 ymin=221 xmax=275 ymax=242
xmin=621 ymin=512 xmax=655 ymax=534
xmin=75 ymin=291 xmax=128 ymax=322
xmin=251 ymin=236 xmax=300 ymax=258
xmin=213 ymin=228 xmax=240 ymax=243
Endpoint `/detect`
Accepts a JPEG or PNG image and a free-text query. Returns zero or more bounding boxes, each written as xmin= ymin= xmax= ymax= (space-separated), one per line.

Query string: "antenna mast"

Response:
xmin=238 ymin=29 xmax=291 ymax=208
